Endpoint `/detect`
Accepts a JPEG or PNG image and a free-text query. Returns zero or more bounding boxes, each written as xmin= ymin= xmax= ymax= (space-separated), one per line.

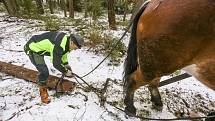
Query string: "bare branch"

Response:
xmin=0 ymin=100 xmax=6 ymax=110
xmin=0 ymin=48 xmax=23 ymax=52
xmin=99 ymin=78 xmax=110 ymax=106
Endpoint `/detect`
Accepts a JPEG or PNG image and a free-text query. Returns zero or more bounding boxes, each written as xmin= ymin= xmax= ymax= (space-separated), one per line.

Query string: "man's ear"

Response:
xmin=70 ymin=41 xmax=73 ymax=46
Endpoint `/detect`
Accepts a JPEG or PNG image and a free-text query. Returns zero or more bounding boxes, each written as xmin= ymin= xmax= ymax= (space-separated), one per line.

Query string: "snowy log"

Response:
xmin=0 ymin=61 xmax=76 ymax=92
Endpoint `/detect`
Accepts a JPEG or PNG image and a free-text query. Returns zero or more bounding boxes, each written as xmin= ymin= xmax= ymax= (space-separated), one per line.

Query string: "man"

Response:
xmin=24 ymin=32 xmax=84 ymax=104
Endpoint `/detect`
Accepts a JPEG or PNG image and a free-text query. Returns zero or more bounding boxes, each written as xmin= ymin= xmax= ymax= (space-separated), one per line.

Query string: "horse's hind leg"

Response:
xmin=148 ymin=77 xmax=163 ymax=110
xmin=124 ymin=78 xmax=138 ymax=115
xmin=124 ymin=68 xmax=147 ymax=115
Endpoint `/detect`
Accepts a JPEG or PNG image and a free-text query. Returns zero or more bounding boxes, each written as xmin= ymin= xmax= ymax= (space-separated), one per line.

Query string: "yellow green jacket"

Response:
xmin=25 ymin=32 xmax=70 ymax=73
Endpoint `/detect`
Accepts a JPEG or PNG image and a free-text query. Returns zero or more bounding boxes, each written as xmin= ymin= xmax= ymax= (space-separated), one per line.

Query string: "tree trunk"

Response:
xmin=35 ymin=0 xmax=44 ymax=14
xmin=2 ymin=0 xmax=9 ymax=13
xmin=68 ymin=0 xmax=74 ymax=18
xmin=107 ymin=0 xmax=116 ymax=30
xmin=48 ymin=0 xmax=54 ymax=14
xmin=0 ymin=61 xmax=76 ymax=92
xmin=53 ymin=0 xmax=57 ymax=9
xmin=2 ymin=0 xmax=18 ymax=16
xmin=61 ymin=0 xmax=67 ymax=17
xmin=14 ymin=0 xmax=20 ymax=12
xmin=84 ymin=0 xmax=89 ymax=18
xmin=123 ymin=0 xmax=128 ymax=21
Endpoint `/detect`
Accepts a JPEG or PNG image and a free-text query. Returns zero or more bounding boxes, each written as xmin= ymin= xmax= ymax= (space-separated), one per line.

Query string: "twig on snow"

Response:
xmin=75 ymin=92 xmax=88 ymax=102
xmin=1 ymin=77 xmax=14 ymax=81
xmin=4 ymin=111 xmax=20 ymax=121
xmin=0 ymin=48 xmax=23 ymax=52
xmin=97 ymin=111 xmax=107 ymax=121
xmin=4 ymin=105 xmax=33 ymax=121
xmin=77 ymin=107 xmax=87 ymax=121
xmin=0 ymin=101 xmax=6 ymax=110
xmin=99 ymin=78 xmax=110 ymax=107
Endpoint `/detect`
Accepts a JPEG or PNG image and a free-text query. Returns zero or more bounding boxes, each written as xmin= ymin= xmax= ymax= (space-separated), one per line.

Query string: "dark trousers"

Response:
xmin=25 ymin=50 xmax=49 ymax=86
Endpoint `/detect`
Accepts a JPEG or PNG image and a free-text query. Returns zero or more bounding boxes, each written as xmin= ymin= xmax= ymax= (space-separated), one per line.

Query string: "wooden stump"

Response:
xmin=0 ymin=61 xmax=76 ymax=92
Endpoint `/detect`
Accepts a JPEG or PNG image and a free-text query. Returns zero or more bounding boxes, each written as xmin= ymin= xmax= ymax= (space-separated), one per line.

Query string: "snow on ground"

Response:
xmin=0 ymin=13 xmax=214 ymax=121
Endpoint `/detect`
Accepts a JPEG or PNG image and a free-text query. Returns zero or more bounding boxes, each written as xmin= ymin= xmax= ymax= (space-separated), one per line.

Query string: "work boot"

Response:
xmin=39 ymin=86 xmax=51 ymax=104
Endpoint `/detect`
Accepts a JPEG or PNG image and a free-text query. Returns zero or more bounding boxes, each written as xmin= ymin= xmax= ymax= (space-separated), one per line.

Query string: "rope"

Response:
xmin=55 ymin=74 xmax=65 ymax=93
xmin=73 ymin=76 xmax=86 ymax=89
xmin=72 ymin=73 xmax=100 ymax=92
xmin=81 ymin=23 xmax=132 ymax=78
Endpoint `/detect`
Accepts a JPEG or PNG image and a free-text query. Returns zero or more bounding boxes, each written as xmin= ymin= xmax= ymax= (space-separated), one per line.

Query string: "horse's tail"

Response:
xmin=123 ymin=1 xmax=149 ymax=91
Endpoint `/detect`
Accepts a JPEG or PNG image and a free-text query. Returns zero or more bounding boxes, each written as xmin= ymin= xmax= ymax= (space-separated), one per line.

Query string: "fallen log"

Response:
xmin=0 ymin=61 xmax=76 ymax=92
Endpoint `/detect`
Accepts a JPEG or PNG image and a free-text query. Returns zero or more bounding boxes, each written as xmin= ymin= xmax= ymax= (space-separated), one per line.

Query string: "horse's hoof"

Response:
xmin=151 ymin=96 xmax=163 ymax=105
xmin=152 ymin=103 xmax=163 ymax=111
xmin=151 ymin=97 xmax=163 ymax=111
xmin=125 ymin=106 xmax=136 ymax=116
xmin=205 ymin=111 xmax=215 ymax=121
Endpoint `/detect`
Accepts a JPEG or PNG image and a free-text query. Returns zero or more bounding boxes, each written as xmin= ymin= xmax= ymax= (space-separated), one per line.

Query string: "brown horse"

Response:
xmin=123 ymin=0 xmax=215 ymax=115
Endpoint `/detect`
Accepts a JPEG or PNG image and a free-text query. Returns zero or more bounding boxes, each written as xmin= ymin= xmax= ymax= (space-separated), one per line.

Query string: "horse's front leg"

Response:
xmin=147 ymin=77 xmax=163 ymax=110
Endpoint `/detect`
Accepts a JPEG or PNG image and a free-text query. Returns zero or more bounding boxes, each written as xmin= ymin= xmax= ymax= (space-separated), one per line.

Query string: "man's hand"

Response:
xmin=65 ymin=64 xmax=72 ymax=71
xmin=64 ymin=70 xmax=74 ymax=77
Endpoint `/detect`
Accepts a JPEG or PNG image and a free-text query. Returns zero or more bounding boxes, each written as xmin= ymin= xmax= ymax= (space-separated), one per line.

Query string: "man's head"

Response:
xmin=69 ymin=34 xmax=84 ymax=50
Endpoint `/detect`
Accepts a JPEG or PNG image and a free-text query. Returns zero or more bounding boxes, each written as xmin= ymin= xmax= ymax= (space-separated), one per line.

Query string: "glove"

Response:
xmin=65 ymin=64 xmax=72 ymax=71
xmin=64 ymin=70 xmax=74 ymax=77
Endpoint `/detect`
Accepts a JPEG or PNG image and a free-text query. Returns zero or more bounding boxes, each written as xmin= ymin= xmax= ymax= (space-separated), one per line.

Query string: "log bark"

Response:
xmin=0 ymin=61 xmax=76 ymax=92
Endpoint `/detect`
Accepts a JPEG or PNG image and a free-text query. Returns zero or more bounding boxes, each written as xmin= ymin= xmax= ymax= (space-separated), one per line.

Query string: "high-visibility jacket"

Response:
xmin=24 ymin=32 xmax=71 ymax=73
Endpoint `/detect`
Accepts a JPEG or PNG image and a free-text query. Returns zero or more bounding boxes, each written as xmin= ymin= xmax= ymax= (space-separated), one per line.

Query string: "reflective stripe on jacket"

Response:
xmin=25 ymin=32 xmax=70 ymax=73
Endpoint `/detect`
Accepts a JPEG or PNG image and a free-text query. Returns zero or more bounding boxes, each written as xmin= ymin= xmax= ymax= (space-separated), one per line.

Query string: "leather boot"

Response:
xmin=39 ymin=86 xmax=51 ymax=104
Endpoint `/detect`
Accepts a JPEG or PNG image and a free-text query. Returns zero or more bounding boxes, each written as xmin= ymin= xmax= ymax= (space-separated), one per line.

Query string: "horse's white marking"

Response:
xmin=182 ymin=64 xmax=199 ymax=77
